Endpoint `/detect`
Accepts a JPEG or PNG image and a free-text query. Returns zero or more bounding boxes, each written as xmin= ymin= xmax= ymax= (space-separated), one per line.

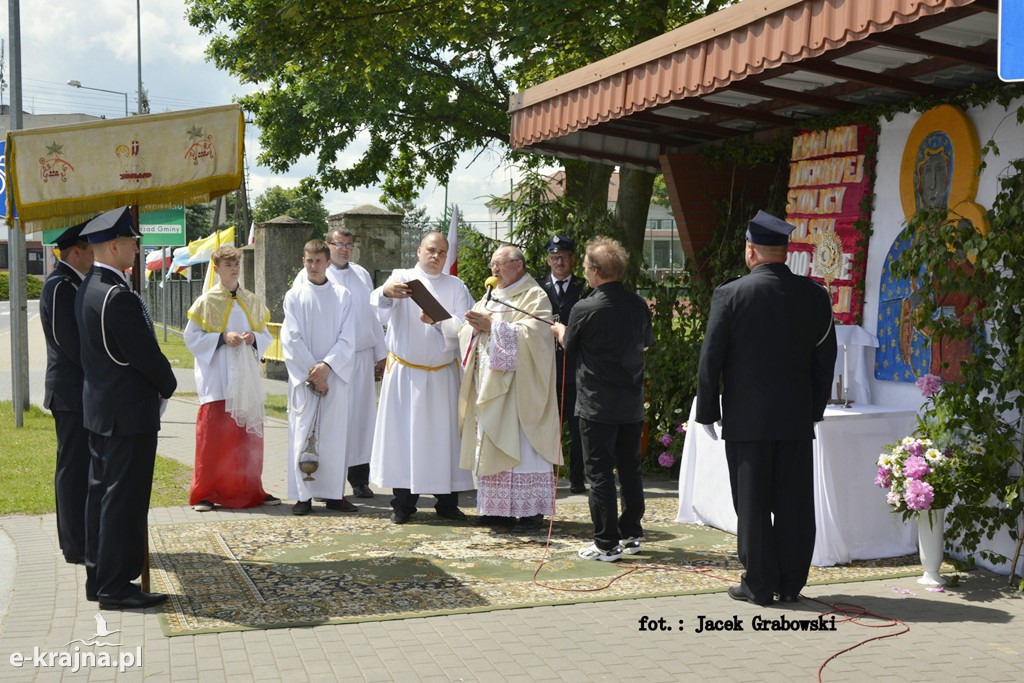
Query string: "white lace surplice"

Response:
xmin=475 ymin=320 xmax=555 ymax=517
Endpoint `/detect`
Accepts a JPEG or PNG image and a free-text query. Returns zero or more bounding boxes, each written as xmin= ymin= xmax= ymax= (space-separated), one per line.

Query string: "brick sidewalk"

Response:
xmin=3 ymin=304 xmax=1023 ymax=681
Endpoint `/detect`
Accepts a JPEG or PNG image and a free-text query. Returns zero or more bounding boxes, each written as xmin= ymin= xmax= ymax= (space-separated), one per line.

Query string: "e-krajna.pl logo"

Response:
xmin=7 ymin=613 xmax=142 ymax=674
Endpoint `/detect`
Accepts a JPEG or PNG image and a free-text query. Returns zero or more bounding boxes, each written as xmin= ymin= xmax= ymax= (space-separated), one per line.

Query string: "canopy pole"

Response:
xmin=8 ymin=0 xmax=29 ymax=426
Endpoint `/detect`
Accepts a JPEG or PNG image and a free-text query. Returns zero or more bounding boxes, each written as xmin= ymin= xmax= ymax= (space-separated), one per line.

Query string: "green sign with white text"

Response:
xmin=42 ymin=207 xmax=186 ymax=248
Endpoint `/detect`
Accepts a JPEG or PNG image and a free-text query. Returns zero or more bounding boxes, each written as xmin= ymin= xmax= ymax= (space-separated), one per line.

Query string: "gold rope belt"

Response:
xmin=386 ymin=352 xmax=452 ymax=374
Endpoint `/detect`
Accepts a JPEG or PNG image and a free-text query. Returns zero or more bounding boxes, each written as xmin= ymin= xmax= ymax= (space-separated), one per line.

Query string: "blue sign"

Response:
xmin=1000 ymin=0 xmax=1024 ymax=82
xmin=1 ymin=140 xmax=8 ymax=218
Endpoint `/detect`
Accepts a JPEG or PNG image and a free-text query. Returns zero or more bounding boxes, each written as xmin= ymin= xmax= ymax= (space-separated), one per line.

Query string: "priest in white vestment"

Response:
xmin=184 ymin=245 xmax=277 ymax=512
xmin=459 ymin=246 xmax=562 ymax=532
xmin=292 ymin=227 xmax=387 ymax=500
xmin=369 ymin=231 xmax=475 ymax=524
xmin=283 ymin=240 xmax=357 ymax=515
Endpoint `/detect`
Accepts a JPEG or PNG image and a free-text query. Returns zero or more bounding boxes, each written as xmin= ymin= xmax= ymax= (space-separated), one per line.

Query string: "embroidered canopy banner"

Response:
xmin=5 ymin=104 xmax=244 ymax=232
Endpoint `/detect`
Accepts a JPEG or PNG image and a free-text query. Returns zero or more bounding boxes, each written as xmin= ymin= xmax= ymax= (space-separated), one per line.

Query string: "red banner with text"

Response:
xmin=785 ymin=124 xmax=874 ymax=325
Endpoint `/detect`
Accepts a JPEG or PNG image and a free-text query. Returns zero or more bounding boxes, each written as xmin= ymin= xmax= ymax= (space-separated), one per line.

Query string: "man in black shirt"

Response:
xmin=552 ymin=237 xmax=653 ymax=562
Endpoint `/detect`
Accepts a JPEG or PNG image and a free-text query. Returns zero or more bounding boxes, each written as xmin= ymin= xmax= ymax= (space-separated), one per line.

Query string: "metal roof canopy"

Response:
xmin=509 ymin=0 xmax=1000 ymax=172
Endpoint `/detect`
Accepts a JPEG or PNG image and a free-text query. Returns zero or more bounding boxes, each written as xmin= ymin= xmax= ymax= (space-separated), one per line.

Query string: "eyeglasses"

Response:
xmin=489 ymin=258 xmax=516 ymax=268
xmin=328 ymin=241 xmax=355 ymax=250
xmin=547 ymin=254 xmax=571 ymax=262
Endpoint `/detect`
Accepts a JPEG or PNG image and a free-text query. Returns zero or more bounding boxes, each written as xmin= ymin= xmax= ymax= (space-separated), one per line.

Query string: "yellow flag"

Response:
xmin=187 ymin=225 xmax=235 ymax=292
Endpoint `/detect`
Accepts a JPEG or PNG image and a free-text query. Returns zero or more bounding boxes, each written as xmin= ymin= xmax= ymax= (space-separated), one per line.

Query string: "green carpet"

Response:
xmin=150 ymin=497 xmax=928 ymax=636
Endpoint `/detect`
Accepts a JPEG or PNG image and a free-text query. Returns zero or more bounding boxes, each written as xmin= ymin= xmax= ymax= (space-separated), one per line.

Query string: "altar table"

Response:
xmin=676 ymin=401 xmax=918 ymax=566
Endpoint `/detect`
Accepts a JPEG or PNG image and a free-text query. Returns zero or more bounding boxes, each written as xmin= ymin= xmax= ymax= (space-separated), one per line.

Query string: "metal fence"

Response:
xmin=143 ymin=278 xmax=205 ymax=330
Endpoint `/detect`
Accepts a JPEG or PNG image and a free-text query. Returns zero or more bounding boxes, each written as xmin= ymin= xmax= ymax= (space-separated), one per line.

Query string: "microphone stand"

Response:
xmin=486 ymin=289 xmax=557 ymax=326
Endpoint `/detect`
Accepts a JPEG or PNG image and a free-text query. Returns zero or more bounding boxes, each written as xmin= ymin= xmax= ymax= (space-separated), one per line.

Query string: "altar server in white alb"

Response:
xmin=290 ymin=228 xmax=387 ymax=503
xmin=185 ymin=245 xmax=279 ymax=512
xmin=370 ymin=231 xmax=475 ymax=524
xmin=283 ymin=239 xmax=357 ymax=516
xmin=299 ymin=227 xmax=387 ymax=500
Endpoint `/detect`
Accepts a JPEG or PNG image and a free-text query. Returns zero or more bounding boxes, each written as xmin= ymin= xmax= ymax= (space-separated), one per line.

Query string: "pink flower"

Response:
xmin=903 ymin=455 xmax=931 ymax=479
xmin=658 ymin=452 xmax=676 ymax=468
xmin=874 ymin=467 xmax=891 ymax=488
xmin=658 ymin=434 xmax=673 ymax=448
xmin=886 ymin=490 xmax=902 ymax=507
xmin=905 ymin=440 xmax=925 ymax=458
xmin=904 ymin=479 xmax=935 ymax=510
xmin=677 ymin=422 xmax=688 ymax=434
xmin=916 ymin=373 xmax=943 ymax=398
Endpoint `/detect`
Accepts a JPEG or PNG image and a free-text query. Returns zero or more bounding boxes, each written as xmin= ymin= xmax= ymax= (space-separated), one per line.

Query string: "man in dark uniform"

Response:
xmin=695 ymin=210 xmax=837 ymax=606
xmin=537 ymin=235 xmax=588 ymax=494
xmin=40 ymin=220 xmax=94 ymax=564
xmin=75 ymin=207 xmax=177 ymax=610
xmin=552 ymin=237 xmax=653 ymax=562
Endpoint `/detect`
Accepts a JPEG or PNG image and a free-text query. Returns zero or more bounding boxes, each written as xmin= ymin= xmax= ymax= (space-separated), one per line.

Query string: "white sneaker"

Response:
xmin=193 ymin=500 xmax=214 ymax=512
xmin=621 ymin=536 xmax=642 ymax=555
xmin=577 ymin=544 xmax=623 ymax=562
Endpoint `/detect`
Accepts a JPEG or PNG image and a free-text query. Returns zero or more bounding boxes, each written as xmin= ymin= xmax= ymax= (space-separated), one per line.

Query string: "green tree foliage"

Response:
xmin=184 ymin=0 xmax=731 ymax=260
xmin=185 ymin=203 xmax=214 ymax=242
xmin=251 ymin=185 xmax=330 ymax=237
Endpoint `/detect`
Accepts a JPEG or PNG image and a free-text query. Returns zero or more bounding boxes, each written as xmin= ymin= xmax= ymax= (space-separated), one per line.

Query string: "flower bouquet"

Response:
xmin=875 ymin=435 xmax=958 ymax=522
xmin=653 ymin=420 xmax=688 ymax=470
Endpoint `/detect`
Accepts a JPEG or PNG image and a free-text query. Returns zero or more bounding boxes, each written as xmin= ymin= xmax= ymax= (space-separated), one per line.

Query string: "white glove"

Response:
xmin=702 ymin=423 xmax=719 ymax=441
xmin=159 ymin=398 xmax=169 ymax=418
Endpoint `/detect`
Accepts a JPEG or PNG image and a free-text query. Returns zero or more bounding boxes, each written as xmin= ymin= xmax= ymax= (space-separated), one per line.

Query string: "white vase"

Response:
xmin=916 ymin=508 xmax=947 ymax=586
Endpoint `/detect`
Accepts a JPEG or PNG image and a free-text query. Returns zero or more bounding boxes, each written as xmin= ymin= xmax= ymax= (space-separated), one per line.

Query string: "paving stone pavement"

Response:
xmin=3 ymin=303 xmax=1023 ymax=681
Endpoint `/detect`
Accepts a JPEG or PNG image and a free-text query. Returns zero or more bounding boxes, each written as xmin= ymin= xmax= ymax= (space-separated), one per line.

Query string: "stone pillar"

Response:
xmin=326 ymin=204 xmax=403 ymax=287
xmin=255 ymin=215 xmax=317 ymax=379
xmin=240 ymin=243 xmax=255 ymax=293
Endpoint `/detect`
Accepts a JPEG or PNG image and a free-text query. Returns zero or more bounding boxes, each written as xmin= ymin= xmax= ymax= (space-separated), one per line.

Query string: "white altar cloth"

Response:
xmin=676 ymin=400 xmax=918 ymax=566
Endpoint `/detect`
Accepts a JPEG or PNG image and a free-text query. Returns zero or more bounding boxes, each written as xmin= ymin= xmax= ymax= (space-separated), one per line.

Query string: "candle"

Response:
xmin=843 ymin=344 xmax=849 ymax=402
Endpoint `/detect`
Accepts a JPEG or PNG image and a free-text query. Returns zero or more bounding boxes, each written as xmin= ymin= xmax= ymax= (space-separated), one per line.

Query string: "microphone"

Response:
xmin=484 ymin=276 xmax=498 ymax=301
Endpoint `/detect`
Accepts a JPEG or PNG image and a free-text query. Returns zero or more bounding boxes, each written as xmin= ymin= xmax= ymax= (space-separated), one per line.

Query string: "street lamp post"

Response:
xmin=66 ymin=79 xmax=129 ymax=117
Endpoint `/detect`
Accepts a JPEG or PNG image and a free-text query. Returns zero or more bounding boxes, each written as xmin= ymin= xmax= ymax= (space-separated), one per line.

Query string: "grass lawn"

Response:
xmin=156 ymin=328 xmax=195 ymax=369
xmin=0 ymin=402 xmax=193 ymax=516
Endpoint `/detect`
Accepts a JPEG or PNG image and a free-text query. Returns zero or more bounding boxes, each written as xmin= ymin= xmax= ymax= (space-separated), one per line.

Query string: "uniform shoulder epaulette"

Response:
xmin=720 ymin=274 xmax=743 ymax=286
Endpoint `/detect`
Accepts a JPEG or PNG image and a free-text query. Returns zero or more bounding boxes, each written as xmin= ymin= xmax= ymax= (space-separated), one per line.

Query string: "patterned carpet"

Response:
xmin=150 ymin=497 xmax=928 ymax=636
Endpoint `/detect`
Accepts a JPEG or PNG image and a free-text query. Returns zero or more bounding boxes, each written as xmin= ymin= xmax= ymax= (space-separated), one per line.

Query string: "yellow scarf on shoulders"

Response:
xmin=186 ymin=282 xmax=271 ymax=333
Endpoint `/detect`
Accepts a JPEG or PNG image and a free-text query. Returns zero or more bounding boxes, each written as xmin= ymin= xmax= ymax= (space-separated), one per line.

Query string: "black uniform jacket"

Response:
xmin=74 ymin=265 xmax=177 ymax=437
xmin=41 ymin=262 xmax=86 ymax=412
xmin=696 ymin=262 xmax=837 ymax=442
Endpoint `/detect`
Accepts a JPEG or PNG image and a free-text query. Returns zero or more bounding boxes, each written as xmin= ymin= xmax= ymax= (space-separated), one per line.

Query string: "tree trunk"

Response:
xmin=563 ymin=160 xmax=614 ymax=224
xmin=615 ymin=167 xmax=657 ymax=285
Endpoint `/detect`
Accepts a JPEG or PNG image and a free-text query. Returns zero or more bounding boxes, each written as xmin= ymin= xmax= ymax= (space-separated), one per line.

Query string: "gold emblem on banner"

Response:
xmin=812 ymin=224 xmax=844 ymax=289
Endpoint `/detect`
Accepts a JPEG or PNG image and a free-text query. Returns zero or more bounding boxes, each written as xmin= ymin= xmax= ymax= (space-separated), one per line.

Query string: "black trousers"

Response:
xmin=558 ymin=383 xmax=585 ymax=489
xmin=578 ymin=418 xmax=645 ymax=551
xmin=347 ymin=462 xmax=370 ymax=488
xmin=85 ymin=431 xmax=158 ymax=601
xmin=53 ymin=410 xmax=91 ymax=563
xmin=391 ymin=488 xmax=459 ymax=515
xmin=725 ymin=439 xmax=815 ymax=601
